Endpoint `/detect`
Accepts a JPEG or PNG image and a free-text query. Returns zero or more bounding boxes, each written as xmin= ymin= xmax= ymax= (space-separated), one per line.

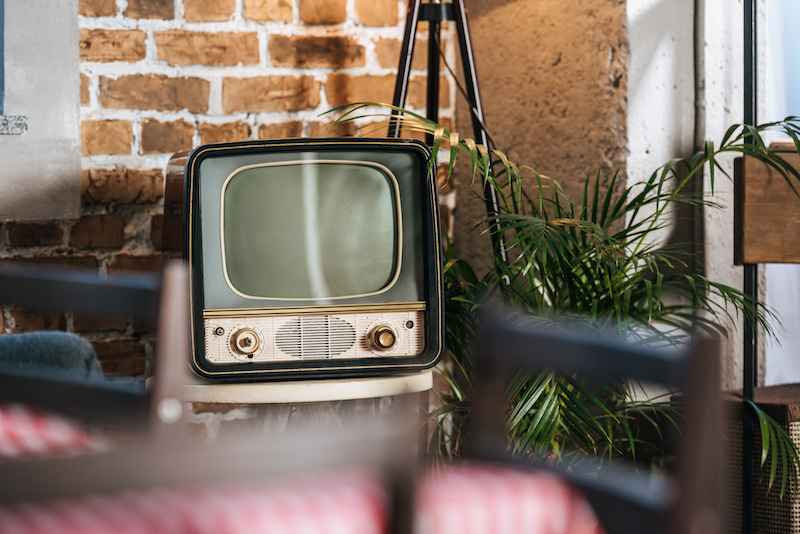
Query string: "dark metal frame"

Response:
xmin=742 ymin=1 xmax=757 ymax=532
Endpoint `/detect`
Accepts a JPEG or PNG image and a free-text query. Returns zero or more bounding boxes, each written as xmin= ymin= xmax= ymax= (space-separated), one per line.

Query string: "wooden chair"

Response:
xmin=0 ymin=261 xmax=417 ymax=534
xmin=465 ymin=308 xmax=722 ymax=534
xmin=0 ymin=261 xmax=188 ymax=438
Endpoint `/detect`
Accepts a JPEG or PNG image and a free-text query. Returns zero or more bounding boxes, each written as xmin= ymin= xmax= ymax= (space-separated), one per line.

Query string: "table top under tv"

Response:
xmin=183 ymin=371 xmax=433 ymax=404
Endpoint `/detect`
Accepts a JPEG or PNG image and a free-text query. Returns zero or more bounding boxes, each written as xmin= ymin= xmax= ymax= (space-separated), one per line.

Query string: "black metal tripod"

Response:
xmin=388 ymin=0 xmax=508 ymax=266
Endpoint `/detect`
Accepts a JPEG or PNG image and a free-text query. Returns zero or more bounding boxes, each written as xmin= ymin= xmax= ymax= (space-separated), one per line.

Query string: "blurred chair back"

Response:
xmin=0 ymin=261 xmax=189 ymax=437
xmin=470 ymin=309 xmax=722 ymax=534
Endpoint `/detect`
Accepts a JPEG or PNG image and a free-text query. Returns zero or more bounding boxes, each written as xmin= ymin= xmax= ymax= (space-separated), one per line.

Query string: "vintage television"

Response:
xmin=179 ymin=138 xmax=443 ymax=381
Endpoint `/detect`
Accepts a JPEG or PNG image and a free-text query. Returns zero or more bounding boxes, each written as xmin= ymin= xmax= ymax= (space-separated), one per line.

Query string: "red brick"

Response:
xmin=69 ymin=214 xmax=125 ymax=249
xmin=299 ymin=0 xmax=345 ymax=24
xmin=325 ymin=73 xmax=395 ymax=108
xmin=124 ymin=0 xmax=174 ymax=19
xmin=244 ymin=0 xmax=291 ymax=22
xmin=141 ymin=119 xmax=195 ymax=155
xmin=82 ymin=168 xmax=164 ymax=205
xmin=269 ymin=35 xmax=365 ymax=68
xmin=107 ymin=254 xmax=163 ymax=273
xmin=375 ymin=37 xmax=428 ymax=70
xmin=81 ymin=120 xmax=133 ymax=156
xmin=183 ymin=0 xmax=235 ymax=22
xmin=0 ymin=256 xmax=99 ymax=270
xmin=80 ymin=74 xmax=90 ymax=106
xmin=155 ymin=31 xmax=259 ymax=66
xmin=99 ymin=75 xmax=209 ymax=113
xmin=408 ymin=75 xmax=450 ymax=109
xmin=199 ymin=121 xmax=251 ymax=145
xmin=92 ymin=340 xmax=146 ymax=375
xmin=80 ymin=29 xmax=146 ymax=63
xmin=9 ymin=309 xmax=66 ymax=333
xmin=307 ymin=120 xmax=356 ymax=138
xmin=7 ymin=223 xmax=64 ymax=247
xmin=355 ymin=0 xmax=397 ymax=26
xmin=79 ymin=0 xmax=116 ymax=16
xmin=223 ymin=76 xmax=321 ymax=113
xmin=73 ymin=315 xmax=128 ymax=333
xmin=258 ymin=121 xmax=303 ymax=139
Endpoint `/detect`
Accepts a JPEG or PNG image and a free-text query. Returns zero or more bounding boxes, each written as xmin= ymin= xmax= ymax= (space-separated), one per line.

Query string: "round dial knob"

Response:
xmin=230 ymin=327 xmax=261 ymax=356
xmin=371 ymin=325 xmax=399 ymax=351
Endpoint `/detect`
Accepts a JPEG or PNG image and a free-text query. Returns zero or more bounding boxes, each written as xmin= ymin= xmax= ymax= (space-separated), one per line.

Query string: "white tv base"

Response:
xmin=183 ymin=370 xmax=433 ymax=405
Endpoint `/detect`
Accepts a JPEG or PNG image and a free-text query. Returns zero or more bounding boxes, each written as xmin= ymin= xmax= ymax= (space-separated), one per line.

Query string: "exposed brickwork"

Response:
xmin=243 ymin=0 xmax=292 ymax=22
xmin=107 ymin=254 xmax=163 ymax=273
xmin=222 ymin=76 xmax=322 ymax=113
xmin=73 ymin=315 xmax=128 ymax=333
xmin=69 ymin=214 xmax=125 ymax=249
xmin=354 ymin=0 xmax=398 ymax=26
xmin=81 ymin=120 xmax=133 ymax=155
xmin=80 ymin=74 xmax=90 ymax=105
xmin=409 ymin=76 xmax=451 ymax=109
xmin=79 ymin=0 xmax=116 ymax=17
xmin=307 ymin=120 xmax=356 ymax=138
xmin=325 ymin=73 xmax=395 ymax=108
xmin=155 ymin=31 xmax=259 ymax=66
xmin=269 ymin=35 xmax=365 ymax=69
xmin=9 ymin=310 xmax=66 ymax=333
xmin=258 ymin=121 xmax=303 ymax=139
xmin=93 ymin=340 xmax=146 ymax=375
xmin=124 ymin=0 xmax=174 ymax=19
xmin=183 ymin=0 xmax=236 ymax=22
xmin=299 ymin=0 xmax=346 ymax=25
xmin=79 ymin=29 xmax=147 ymax=63
xmin=375 ymin=38 xmax=428 ymax=70
xmin=82 ymin=168 xmax=164 ymax=205
xmin=0 ymin=256 xmax=100 ymax=270
xmin=99 ymin=75 xmax=210 ymax=113
xmin=140 ymin=119 xmax=195 ymax=155
xmin=7 ymin=223 xmax=64 ymax=247
xmin=199 ymin=122 xmax=252 ymax=145
xmin=4 ymin=0 xmax=458 ymax=379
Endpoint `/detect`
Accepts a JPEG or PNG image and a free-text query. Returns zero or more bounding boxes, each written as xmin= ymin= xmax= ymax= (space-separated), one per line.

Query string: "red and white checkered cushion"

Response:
xmin=0 ymin=470 xmax=389 ymax=534
xmin=0 ymin=405 xmax=102 ymax=460
xmin=416 ymin=463 xmax=604 ymax=534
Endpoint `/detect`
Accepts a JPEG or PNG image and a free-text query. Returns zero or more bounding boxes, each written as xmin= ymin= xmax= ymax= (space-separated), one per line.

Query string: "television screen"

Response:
xmin=183 ymin=138 xmax=443 ymax=381
xmin=222 ymin=160 xmax=400 ymax=300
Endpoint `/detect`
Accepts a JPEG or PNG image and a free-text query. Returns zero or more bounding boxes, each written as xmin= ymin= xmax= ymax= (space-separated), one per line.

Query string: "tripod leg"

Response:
xmin=425 ymin=16 xmax=442 ymax=146
xmin=389 ymin=0 xmax=422 ymax=138
xmin=452 ymin=0 xmax=509 ymax=268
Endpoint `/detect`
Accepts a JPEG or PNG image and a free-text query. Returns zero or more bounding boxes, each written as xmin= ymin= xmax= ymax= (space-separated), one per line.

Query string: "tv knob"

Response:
xmin=231 ymin=327 xmax=261 ymax=356
xmin=371 ymin=325 xmax=398 ymax=350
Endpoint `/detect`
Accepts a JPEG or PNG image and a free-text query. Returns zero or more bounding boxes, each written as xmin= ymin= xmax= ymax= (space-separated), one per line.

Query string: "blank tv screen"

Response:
xmin=221 ymin=160 xmax=401 ymax=300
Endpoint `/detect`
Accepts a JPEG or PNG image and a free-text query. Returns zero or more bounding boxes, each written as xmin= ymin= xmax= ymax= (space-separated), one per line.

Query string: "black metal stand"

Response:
xmin=388 ymin=0 xmax=508 ymax=267
xmin=742 ymin=1 xmax=757 ymax=532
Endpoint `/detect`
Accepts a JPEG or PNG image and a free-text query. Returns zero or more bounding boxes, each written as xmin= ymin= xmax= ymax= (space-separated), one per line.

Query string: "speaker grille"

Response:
xmin=276 ymin=316 xmax=356 ymax=358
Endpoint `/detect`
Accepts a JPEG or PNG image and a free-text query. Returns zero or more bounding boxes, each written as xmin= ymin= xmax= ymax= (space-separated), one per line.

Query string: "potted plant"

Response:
xmin=332 ymin=104 xmax=800 ymax=496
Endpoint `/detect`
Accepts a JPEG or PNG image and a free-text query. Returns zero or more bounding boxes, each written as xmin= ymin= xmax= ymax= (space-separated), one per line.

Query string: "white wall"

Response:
xmin=627 ymin=0 xmax=768 ymax=390
xmin=0 ymin=0 xmax=81 ymax=222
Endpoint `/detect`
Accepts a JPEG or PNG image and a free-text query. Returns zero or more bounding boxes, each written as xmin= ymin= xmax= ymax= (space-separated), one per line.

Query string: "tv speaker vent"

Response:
xmin=276 ymin=316 xmax=356 ymax=358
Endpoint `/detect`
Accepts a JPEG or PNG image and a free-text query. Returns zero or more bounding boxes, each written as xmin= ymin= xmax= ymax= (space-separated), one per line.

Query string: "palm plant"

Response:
xmin=331 ymin=105 xmax=800 ymax=494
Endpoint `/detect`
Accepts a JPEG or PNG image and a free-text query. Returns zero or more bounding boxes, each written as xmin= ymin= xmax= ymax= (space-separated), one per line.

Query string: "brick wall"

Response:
xmin=0 ymin=0 xmax=455 ymax=378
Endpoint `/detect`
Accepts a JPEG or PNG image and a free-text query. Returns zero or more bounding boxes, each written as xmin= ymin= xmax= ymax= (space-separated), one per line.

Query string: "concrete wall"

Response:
xmin=452 ymin=0 xmax=628 ymax=272
xmin=0 ymin=0 xmax=81 ymax=222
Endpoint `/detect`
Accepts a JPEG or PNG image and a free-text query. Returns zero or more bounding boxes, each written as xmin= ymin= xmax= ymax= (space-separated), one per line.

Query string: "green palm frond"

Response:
xmin=330 ymin=103 xmax=800 ymax=490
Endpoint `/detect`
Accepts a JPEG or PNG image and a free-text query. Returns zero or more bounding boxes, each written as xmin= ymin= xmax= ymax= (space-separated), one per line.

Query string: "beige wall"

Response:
xmin=451 ymin=0 xmax=628 ymax=271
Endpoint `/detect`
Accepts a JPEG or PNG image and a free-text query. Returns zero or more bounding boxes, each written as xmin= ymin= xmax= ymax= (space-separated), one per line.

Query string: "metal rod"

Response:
xmin=451 ymin=0 xmax=509 ymax=267
xmin=425 ymin=16 xmax=442 ymax=147
xmin=389 ymin=0 xmax=422 ymax=138
xmin=742 ymin=0 xmax=757 ymax=532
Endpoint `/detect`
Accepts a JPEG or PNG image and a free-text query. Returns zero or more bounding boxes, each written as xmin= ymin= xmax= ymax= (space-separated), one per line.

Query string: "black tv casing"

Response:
xmin=183 ymin=138 xmax=443 ymax=382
